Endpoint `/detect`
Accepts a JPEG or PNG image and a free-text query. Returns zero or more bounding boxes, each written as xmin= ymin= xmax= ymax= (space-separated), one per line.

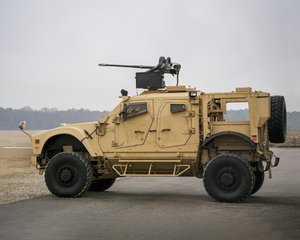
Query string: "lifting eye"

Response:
xmin=121 ymin=89 xmax=128 ymax=96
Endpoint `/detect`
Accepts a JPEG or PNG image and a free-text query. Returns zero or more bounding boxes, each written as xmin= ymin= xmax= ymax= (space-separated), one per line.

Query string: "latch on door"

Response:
xmin=161 ymin=128 xmax=171 ymax=132
xmin=134 ymin=130 xmax=145 ymax=134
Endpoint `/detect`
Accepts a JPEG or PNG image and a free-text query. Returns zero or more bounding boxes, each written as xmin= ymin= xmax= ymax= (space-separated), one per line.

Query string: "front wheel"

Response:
xmin=45 ymin=152 xmax=93 ymax=197
xmin=203 ymin=155 xmax=255 ymax=202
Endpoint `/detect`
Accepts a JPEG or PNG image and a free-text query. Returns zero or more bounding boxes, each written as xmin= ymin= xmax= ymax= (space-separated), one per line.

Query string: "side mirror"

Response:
xmin=18 ymin=121 xmax=26 ymax=130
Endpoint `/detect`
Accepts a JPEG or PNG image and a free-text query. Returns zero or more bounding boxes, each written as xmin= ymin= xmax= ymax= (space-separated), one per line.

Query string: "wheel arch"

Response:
xmin=33 ymin=125 xmax=103 ymax=158
xmin=202 ymin=131 xmax=256 ymax=150
xmin=42 ymin=134 xmax=88 ymax=158
xmin=194 ymin=132 xmax=257 ymax=178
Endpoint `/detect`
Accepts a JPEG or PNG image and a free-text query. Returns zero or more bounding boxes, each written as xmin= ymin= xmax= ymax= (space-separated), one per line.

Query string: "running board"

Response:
xmin=112 ymin=160 xmax=190 ymax=177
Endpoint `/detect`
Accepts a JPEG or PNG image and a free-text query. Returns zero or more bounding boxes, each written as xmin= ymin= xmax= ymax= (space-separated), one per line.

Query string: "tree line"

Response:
xmin=0 ymin=107 xmax=109 ymax=130
xmin=0 ymin=107 xmax=299 ymax=130
xmin=225 ymin=110 xmax=299 ymax=130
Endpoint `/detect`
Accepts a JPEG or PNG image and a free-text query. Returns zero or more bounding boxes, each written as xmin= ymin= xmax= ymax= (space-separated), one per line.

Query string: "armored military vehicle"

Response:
xmin=19 ymin=57 xmax=286 ymax=202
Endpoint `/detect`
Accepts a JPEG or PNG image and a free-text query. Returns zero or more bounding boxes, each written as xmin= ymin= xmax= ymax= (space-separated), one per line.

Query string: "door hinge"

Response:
xmin=112 ymin=116 xmax=120 ymax=124
xmin=182 ymin=111 xmax=195 ymax=117
xmin=184 ymin=128 xmax=196 ymax=134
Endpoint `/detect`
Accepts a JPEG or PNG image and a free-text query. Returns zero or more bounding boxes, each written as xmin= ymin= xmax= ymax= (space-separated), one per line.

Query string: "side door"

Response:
xmin=156 ymin=100 xmax=194 ymax=148
xmin=115 ymin=100 xmax=154 ymax=148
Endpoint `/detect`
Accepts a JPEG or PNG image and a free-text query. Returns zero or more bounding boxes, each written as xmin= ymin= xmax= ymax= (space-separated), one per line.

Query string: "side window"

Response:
xmin=124 ymin=102 xmax=148 ymax=120
xmin=224 ymin=102 xmax=249 ymax=121
xmin=170 ymin=104 xmax=186 ymax=113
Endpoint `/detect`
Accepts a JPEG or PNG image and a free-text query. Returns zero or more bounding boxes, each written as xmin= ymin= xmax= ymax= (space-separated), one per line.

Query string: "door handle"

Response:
xmin=134 ymin=130 xmax=145 ymax=134
xmin=161 ymin=128 xmax=171 ymax=132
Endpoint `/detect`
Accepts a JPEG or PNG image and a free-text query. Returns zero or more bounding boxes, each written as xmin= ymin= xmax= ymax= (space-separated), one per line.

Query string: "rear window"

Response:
xmin=224 ymin=102 xmax=249 ymax=121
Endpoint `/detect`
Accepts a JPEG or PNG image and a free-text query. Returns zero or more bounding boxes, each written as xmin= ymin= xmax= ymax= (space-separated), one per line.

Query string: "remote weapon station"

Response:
xmin=20 ymin=57 xmax=286 ymax=202
xmin=98 ymin=56 xmax=181 ymax=90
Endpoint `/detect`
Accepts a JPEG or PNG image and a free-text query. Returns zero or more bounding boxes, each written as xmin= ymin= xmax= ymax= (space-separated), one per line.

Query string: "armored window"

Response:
xmin=125 ymin=102 xmax=148 ymax=119
xmin=170 ymin=104 xmax=186 ymax=113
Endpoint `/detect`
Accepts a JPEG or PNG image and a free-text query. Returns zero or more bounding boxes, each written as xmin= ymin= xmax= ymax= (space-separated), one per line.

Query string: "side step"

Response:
xmin=112 ymin=160 xmax=190 ymax=177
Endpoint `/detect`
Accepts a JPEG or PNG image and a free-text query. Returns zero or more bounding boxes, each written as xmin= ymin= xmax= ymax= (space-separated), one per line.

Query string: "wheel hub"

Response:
xmin=60 ymin=169 xmax=72 ymax=182
xmin=220 ymin=173 xmax=234 ymax=186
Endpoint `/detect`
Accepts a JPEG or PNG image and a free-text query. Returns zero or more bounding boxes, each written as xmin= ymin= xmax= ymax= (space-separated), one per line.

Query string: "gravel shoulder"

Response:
xmin=0 ymin=170 xmax=49 ymax=205
xmin=0 ymin=147 xmax=50 ymax=205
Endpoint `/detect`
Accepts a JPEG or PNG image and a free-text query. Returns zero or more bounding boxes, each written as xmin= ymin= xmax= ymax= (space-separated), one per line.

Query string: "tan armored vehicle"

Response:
xmin=19 ymin=57 xmax=286 ymax=202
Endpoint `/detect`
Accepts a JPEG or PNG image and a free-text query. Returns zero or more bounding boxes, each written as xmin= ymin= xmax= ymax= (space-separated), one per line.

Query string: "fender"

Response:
xmin=202 ymin=131 xmax=256 ymax=150
xmin=194 ymin=131 xmax=256 ymax=178
xmin=31 ymin=122 xmax=103 ymax=157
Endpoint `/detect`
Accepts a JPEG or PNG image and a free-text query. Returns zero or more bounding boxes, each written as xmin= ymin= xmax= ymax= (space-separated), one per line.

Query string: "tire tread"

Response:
xmin=268 ymin=96 xmax=286 ymax=143
xmin=203 ymin=154 xmax=255 ymax=203
xmin=45 ymin=152 xmax=93 ymax=198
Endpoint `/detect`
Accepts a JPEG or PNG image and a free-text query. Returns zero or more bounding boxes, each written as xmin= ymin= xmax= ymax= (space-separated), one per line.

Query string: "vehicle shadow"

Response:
xmin=247 ymin=195 xmax=300 ymax=207
xmin=85 ymin=190 xmax=300 ymax=208
xmin=86 ymin=190 xmax=210 ymax=203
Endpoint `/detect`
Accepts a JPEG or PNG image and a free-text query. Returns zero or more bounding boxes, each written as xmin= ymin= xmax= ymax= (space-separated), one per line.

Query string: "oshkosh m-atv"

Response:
xmin=19 ymin=57 xmax=286 ymax=202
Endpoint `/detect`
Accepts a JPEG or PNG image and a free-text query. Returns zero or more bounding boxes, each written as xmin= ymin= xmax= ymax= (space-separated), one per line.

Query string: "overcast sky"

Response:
xmin=0 ymin=0 xmax=299 ymax=111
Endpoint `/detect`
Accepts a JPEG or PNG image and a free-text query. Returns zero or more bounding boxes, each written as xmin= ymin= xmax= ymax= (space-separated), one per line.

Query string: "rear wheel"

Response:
xmin=203 ymin=155 xmax=255 ymax=202
xmin=45 ymin=152 xmax=93 ymax=197
xmin=251 ymin=162 xmax=265 ymax=195
xmin=88 ymin=178 xmax=116 ymax=192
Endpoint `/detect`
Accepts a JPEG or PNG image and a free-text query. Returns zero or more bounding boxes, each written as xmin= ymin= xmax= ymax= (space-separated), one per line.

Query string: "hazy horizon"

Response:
xmin=1 ymin=105 xmax=300 ymax=113
xmin=0 ymin=0 xmax=299 ymax=111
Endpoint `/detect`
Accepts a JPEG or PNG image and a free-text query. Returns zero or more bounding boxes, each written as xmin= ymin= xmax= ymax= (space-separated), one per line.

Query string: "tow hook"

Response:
xmin=264 ymin=155 xmax=280 ymax=179
xmin=264 ymin=155 xmax=280 ymax=172
xmin=264 ymin=161 xmax=271 ymax=172
xmin=272 ymin=156 xmax=280 ymax=167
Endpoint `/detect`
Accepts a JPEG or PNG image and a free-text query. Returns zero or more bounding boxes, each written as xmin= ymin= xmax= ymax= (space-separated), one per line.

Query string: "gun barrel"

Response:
xmin=98 ymin=63 xmax=154 ymax=69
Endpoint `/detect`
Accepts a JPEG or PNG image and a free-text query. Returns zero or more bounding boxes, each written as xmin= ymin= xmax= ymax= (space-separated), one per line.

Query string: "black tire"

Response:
xmin=251 ymin=162 xmax=265 ymax=195
xmin=88 ymin=178 xmax=116 ymax=192
xmin=268 ymin=96 xmax=287 ymax=143
xmin=45 ymin=152 xmax=93 ymax=197
xmin=203 ymin=155 xmax=255 ymax=202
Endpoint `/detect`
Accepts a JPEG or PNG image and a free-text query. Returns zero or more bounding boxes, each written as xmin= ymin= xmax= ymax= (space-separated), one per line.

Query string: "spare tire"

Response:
xmin=268 ymin=96 xmax=287 ymax=143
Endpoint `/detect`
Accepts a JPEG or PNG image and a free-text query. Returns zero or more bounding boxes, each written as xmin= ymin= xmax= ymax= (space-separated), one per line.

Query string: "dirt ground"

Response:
xmin=0 ymin=130 xmax=32 ymax=148
xmin=271 ymin=130 xmax=300 ymax=147
xmin=0 ymin=131 xmax=49 ymax=204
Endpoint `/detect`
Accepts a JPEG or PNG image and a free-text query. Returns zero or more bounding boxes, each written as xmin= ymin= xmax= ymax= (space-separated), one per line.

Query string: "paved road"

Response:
xmin=1 ymin=148 xmax=300 ymax=240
